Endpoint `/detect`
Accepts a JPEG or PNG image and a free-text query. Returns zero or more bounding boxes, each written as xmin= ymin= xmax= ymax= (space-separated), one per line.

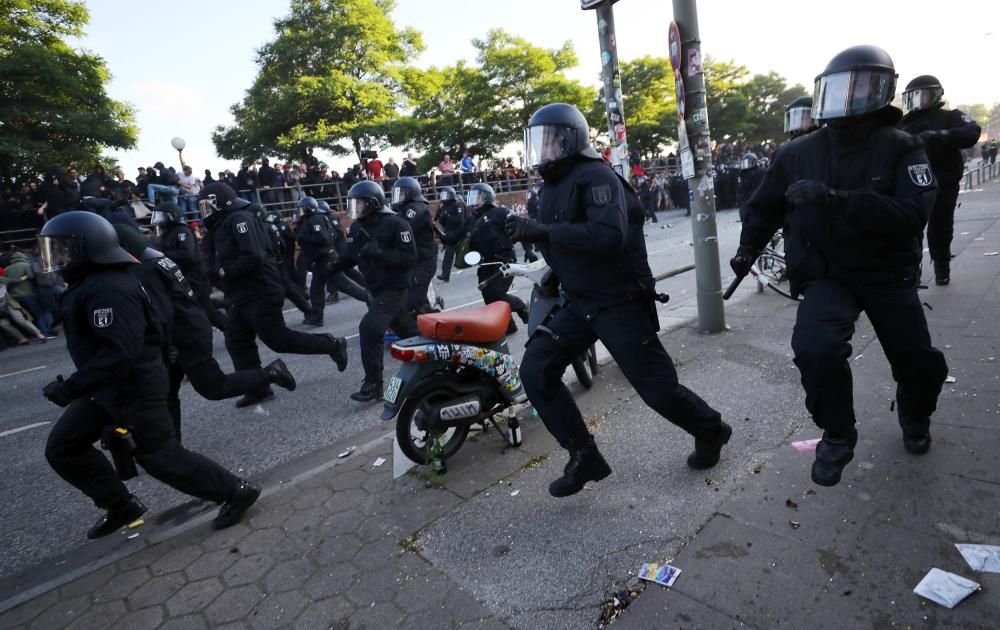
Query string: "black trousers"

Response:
xmin=305 ymin=253 xmax=332 ymax=319
xmin=225 ymin=296 xmax=337 ymax=374
xmin=791 ymin=277 xmax=948 ymax=436
xmin=521 ymin=299 xmax=723 ymax=449
xmin=440 ymin=246 xmax=456 ymax=279
xmin=359 ymin=289 xmax=418 ymax=384
xmin=326 ymin=271 xmax=370 ymax=304
xmin=407 ymin=257 xmax=438 ymax=313
xmin=927 ymin=182 xmax=959 ymax=264
xmin=190 ymin=275 xmax=227 ymax=332
xmin=167 ymin=355 xmax=270 ymax=440
xmin=479 ymin=271 xmax=526 ymax=330
xmin=45 ymin=398 xmax=239 ymax=511
xmin=279 ymin=257 xmax=310 ymax=313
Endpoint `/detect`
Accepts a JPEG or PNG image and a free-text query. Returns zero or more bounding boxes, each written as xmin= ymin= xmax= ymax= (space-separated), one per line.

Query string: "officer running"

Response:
xmin=391 ymin=177 xmax=438 ymax=314
xmin=38 ymin=211 xmax=260 ymax=538
xmin=732 ymin=45 xmax=949 ymax=487
xmin=434 ymin=186 xmax=468 ymax=282
xmin=505 ymin=103 xmax=732 ymax=498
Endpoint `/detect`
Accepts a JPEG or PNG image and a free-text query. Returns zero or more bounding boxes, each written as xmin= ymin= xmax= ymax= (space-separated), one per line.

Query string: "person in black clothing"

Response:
xmin=257 ymin=158 xmax=277 ymax=206
xmin=466 ymin=183 xmax=529 ymax=334
xmin=506 ymin=103 xmax=731 ymax=498
xmin=639 ymin=178 xmax=659 ymax=223
xmin=316 ymin=199 xmax=369 ymax=305
xmin=38 ymin=211 xmax=260 ymax=538
xmin=80 ymin=166 xmax=113 ymax=213
xmin=391 ymin=177 xmax=438 ymax=314
xmin=203 ymin=170 xmax=215 ymax=185
xmin=254 ymin=204 xmax=311 ymax=315
xmin=295 ymin=196 xmax=337 ymax=326
xmin=152 ymin=202 xmax=227 ymax=331
xmin=235 ymin=165 xmax=256 ymax=201
xmin=897 ymin=75 xmax=982 ymax=285
xmin=330 ymin=181 xmax=418 ymax=402
xmin=784 ymin=96 xmax=819 ymax=141
xmin=400 ymin=153 xmax=418 ymax=177
xmin=733 ymin=45 xmax=948 ymax=487
xmin=39 ymin=168 xmax=73 ymax=220
xmin=198 ymin=183 xmax=348 ymax=407
xmin=737 ymin=153 xmax=765 ymax=209
xmin=434 ymin=186 xmax=468 ymax=281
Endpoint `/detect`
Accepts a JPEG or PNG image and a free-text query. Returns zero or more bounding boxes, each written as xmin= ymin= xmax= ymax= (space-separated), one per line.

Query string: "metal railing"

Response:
xmin=963 ymin=158 xmax=1000 ymax=190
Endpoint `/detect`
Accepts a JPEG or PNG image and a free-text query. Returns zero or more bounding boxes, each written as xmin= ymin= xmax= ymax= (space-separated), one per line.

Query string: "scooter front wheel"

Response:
xmin=571 ymin=345 xmax=598 ymax=389
xmin=396 ymin=386 xmax=471 ymax=464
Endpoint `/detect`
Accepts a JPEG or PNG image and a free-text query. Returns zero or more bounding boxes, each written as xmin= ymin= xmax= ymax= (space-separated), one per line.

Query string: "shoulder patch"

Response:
xmin=156 ymin=258 xmax=176 ymax=271
xmin=591 ymin=184 xmax=612 ymax=206
xmin=236 ymin=222 xmax=249 ymax=234
xmin=93 ymin=308 xmax=113 ymax=328
xmin=908 ymin=163 xmax=934 ymax=187
xmin=962 ymin=114 xmax=973 ymax=123
xmin=313 ymin=224 xmax=322 ymax=232
xmin=178 ymin=233 xmax=186 ymax=241
xmin=406 ymin=209 xmax=417 ymax=219
xmin=400 ymin=231 xmax=412 ymax=243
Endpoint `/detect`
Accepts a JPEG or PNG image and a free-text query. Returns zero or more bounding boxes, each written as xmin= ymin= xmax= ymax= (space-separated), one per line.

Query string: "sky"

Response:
xmin=73 ymin=0 xmax=1000 ymax=176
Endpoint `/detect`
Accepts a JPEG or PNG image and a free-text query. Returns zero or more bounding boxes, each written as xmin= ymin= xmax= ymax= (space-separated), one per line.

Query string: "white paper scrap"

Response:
xmin=913 ymin=568 xmax=979 ymax=608
xmin=956 ymin=544 xmax=1000 ymax=573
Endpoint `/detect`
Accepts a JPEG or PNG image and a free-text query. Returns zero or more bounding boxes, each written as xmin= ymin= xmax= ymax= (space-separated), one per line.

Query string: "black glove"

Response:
xmin=918 ymin=129 xmax=948 ymax=144
xmin=43 ymin=375 xmax=73 ymax=407
xmin=785 ymin=180 xmax=831 ymax=208
xmin=729 ymin=246 xmax=758 ymax=278
xmin=360 ymin=240 xmax=383 ymax=259
xmin=538 ymin=269 xmax=560 ymax=298
xmin=504 ymin=215 xmax=550 ymax=244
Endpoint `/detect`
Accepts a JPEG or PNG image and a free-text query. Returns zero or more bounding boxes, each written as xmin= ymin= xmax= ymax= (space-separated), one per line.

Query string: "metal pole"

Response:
xmin=595 ymin=2 xmax=630 ymax=178
xmin=672 ymin=0 xmax=725 ymax=333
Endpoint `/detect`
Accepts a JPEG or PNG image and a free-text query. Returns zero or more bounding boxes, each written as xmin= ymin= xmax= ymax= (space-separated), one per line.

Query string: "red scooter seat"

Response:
xmin=417 ymin=302 xmax=512 ymax=343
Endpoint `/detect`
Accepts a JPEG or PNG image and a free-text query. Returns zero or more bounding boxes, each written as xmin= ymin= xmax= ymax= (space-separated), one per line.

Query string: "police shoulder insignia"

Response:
xmin=591 ymin=184 xmax=612 ymax=206
xmin=156 ymin=258 xmax=175 ymax=271
xmin=93 ymin=308 xmax=113 ymax=328
xmin=236 ymin=222 xmax=249 ymax=234
xmin=962 ymin=114 xmax=973 ymax=123
xmin=400 ymin=231 xmax=412 ymax=243
xmin=178 ymin=233 xmax=186 ymax=241
xmin=406 ymin=209 xmax=417 ymax=219
xmin=313 ymin=224 xmax=322 ymax=231
xmin=907 ymin=163 xmax=933 ymax=187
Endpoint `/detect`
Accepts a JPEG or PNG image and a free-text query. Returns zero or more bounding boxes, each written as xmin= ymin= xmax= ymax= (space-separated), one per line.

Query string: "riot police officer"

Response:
xmin=254 ymin=204 xmax=311 ymax=314
xmin=733 ymin=45 xmax=949 ymax=486
xmin=295 ymin=196 xmax=337 ymax=326
xmin=391 ymin=177 xmax=438 ymax=314
xmin=330 ymin=181 xmax=418 ymax=402
xmin=114 ymin=224 xmax=296 ymax=439
xmin=199 ymin=183 xmax=348 ymax=407
xmin=505 ymin=103 xmax=732 ymax=498
xmin=151 ymin=201 xmax=227 ymax=331
xmin=784 ymin=96 xmax=819 ymax=141
xmin=38 ymin=211 xmax=259 ymax=538
xmin=434 ymin=186 xmax=468 ymax=282
xmin=316 ymin=199 xmax=370 ymax=305
xmin=737 ymin=153 xmax=765 ymax=207
xmin=897 ymin=75 xmax=982 ymax=285
xmin=466 ymin=183 xmax=529 ymax=334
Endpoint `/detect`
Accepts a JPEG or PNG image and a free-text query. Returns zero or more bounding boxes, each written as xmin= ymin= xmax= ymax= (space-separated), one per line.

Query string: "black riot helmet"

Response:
xmin=784 ymin=96 xmax=818 ymax=138
xmin=390 ymin=177 xmax=426 ymax=209
xmin=37 ymin=210 xmax=137 ymax=273
xmin=902 ymin=75 xmax=944 ymax=114
xmin=466 ymin=183 xmax=496 ymax=209
xmin=297 ymin=196 xmax=319 ymax=216
xmin=150 ymin=201 xmax=185 ymax=226
xmin=740 ymin=153 xmax=759 ymax=171
xmin=264 ymin=211 xmax=283 ymax=224
xmin=524 ymin=103 xmax=601 ymax=178
xmin=198 ymin=182 xmax=251 ymax=218
xmin=812 ymin=45 xmax=897 ymax=121
xmin=438 ymin=186 xmax=457 ymax=202
xmin=316 ymin=199 xmax=331 ymax=214
xmin=347 ymin=180 xmax=388 ymax=220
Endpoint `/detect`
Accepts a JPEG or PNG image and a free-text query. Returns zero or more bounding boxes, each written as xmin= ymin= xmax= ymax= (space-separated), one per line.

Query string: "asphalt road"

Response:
xmin=0 ymin=205 xmax=745 ymax=579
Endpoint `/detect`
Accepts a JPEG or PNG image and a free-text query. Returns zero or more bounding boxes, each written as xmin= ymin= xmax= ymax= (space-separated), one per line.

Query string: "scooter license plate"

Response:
xmin=384 ymin=376 xmax=403 ymax=404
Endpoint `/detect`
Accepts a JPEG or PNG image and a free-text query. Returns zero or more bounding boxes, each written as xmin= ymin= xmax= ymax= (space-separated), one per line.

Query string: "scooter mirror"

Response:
xmin=463 ymin=251 xmax=482 ymax=266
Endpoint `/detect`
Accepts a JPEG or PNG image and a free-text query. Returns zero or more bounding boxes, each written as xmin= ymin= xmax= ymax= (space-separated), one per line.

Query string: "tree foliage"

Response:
xmin=212 ymin=0 xmax=423 ymax=164
xmin=0 ymin=0 xmax=137 ymax=183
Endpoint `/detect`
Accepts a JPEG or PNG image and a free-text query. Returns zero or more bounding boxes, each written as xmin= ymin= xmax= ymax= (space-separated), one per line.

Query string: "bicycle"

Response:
xmin=724 ymin=233 xmax=799 ymax=301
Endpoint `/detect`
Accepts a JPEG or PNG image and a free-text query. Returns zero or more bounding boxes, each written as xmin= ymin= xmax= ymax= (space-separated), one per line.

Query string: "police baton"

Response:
xmin=723 ymin=273 xmax=746 ymax=301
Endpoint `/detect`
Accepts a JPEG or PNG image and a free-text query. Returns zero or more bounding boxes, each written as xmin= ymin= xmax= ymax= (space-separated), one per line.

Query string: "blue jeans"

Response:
xmin=179 ymin=194 xmax=198 ymax=219
xmin=15 ymin=295 xmax=53 ymax=335
xmin=147 ymin=184 xmax=179 ymax=204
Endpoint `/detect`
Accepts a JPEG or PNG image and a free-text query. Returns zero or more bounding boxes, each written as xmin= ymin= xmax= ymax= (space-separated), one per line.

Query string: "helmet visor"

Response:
xmin=902 ymin=87 xmax=943 ymax=114
xmin=439 ymin=190 xmax=453 ymax=201
xmin=466 ymin=189 xmax=489 ymax=207
xmin=783 ymin=106 xmax=815 ymax=133
xmin=347 ymin=197 xmax=372 ymax=220
xmin=198 ymin=197 xmax=218 ymax=219
xmin=37 ymin=235 xmax=82 ymax=273
xmin=524 ymin=125 xmax=579 ymax=170
xmin=150 ymin=210 xmax=170 ymax=226
xmin=390 ymin=187 xmax=406 ymax=206
xmin=813 ymin=69 xmax=895 ymax=120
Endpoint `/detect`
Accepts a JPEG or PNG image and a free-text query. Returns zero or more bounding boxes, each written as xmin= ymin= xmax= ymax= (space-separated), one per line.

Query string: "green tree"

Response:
xmin=0 ymin=0 xmax=137 ymax=183
xmin=740 ymin=71 xmax=809 ymax=143
xmin=954 ymin=103 xmax=990 ymax=125
xmin=212 ymin=0 xmax=423 ymax=164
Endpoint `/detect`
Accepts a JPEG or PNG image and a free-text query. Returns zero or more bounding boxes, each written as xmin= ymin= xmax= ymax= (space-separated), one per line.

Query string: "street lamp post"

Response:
xmin=171 ymin=137 xmax=187 ymax=167
xmin=582 ymin=0 xmax=630 ymax=178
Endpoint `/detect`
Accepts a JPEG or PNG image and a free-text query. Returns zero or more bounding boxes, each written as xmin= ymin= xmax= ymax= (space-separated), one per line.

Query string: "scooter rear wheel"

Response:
xmin=571 ymin=345 xmax=598 ymax=389
xmin=396 ymin=384 xmax=472 ymax=464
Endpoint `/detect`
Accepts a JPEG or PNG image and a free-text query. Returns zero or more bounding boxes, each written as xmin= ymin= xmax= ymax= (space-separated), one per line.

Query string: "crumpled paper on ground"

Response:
xmin=956 ymin=544 xmax=1000 ymax=573
xmin=913 ymin=568 xmax=980 ymax=608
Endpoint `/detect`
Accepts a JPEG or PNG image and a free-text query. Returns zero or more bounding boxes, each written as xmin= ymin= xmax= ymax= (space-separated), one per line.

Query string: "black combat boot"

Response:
xmin=350 ymin=380 xmax=383 ymax=403
xmin=933 ymin=259 xmax=950 ymax=286
xmin=549 ymin=434 xmax=612 ymax=497
xmin=264 ymin=359 xmax=296 ymax=391
xmin=686 ymin=421 xmax=733 ymax=469
xmin=212 ymin=481 xmax=261 ymax=530
xmin=234 ymin=387 xmax=276 ymax=408
xmin=88 ymin=496 xmax=147 ymax=539
xmin=899 ymin=416 xmax=931 ymax=455
xmin=324 ymin=333 xmax=348 ymax=371
xmin=811 ymin=429 xmax=858 ymax=487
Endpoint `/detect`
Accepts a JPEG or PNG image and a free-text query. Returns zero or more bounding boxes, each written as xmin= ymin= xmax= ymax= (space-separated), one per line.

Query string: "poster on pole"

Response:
xmin=674 ymin=69 xmax=686 ymax=121
xmin=668 ymin=22 xmax=682 ymax=72
xmin=678 ymin=122 xmax=695 ymax=180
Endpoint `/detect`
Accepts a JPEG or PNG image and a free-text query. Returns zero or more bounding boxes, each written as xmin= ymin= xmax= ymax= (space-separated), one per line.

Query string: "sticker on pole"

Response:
xmin=674 ymin=69 xmax=686 ymax=121
xmin=687 ymin=47 xmax=703 ymax=77
xmin=668 ymin=21 xmax=682 ymax=72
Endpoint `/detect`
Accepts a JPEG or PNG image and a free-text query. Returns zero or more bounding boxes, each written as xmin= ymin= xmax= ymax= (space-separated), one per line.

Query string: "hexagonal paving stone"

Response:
xmin=64 ymin=599 xmax=126 ymax=630
xmin=151 ymin=544 xmax=204 ymax=576
xmin=116 ymin=543 xmax=171 ymax=572
xmin=355 ymin=537 xmax=405 ymax=571
xmin=159 ymin=614 xmax=208 ymax=630
xmin=0 ymin=587 xmax=60 ymax=627
xmin=126 ymin=572 xmax=187 ymax=609
xmin=392 ymin=571 xmax=453 ymax=615
xmin=184 ymin=548 xmax=240 ymax=582
xmin=199 ymin=523 xmax=252 ymax=552
xmin=318 ymin=509 xmax=365 ymax=536
xmin=282 ymin=506 xmax=326 ymax=535
xmin=348 ymin=602 xmax=404 ymax=628
xmin=293 ymin=597 xmax=354 ymax=630
xmin=28 ymin=595 xmax=91 ymax=630
xmin=313 ymin=534 xmax=364 ymax=566
xmin=290 ymin=487 xmax=334 ymax=510
xmin=92 ymin=567 xmax=151 ymax=604
xmin=329 ymin=469 xmax=369 ymax=492
xmin=345 ymin=566 xmax=405 ymax=607
xmin=105 ymin=604 xmax=163 ymax=630
xmin=248 ymin=590 xmax=309 ymax=630
xmin=204 ymin=585 xmax=265 ymax=626
xmin=263 ymin=558 xmax=315 ymax=594
xmin=238 ymin=529 xmax=286 ymax=554
xmin=321 ymin=487 xmax=368 ymax=512
xmin=301 ymin=563 xmax=360 ymax=600
xmin=165 ymin=578 xmax=225 ymax=617
xmin=223 ymin=554 xmax=276 ymax=587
